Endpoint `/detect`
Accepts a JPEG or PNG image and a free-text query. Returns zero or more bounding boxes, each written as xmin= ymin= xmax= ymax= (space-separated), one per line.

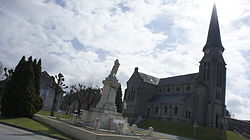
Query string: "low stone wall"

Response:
xmin=33 ymin=114 xmax=140 ymax=140
xmin=226 ymin=117 xmax=250 ymax=131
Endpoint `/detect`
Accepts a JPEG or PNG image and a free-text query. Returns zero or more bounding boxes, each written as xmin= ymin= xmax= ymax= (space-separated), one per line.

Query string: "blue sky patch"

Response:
xmin=117 ymin=2 xmax=130 ymax=13
xmin=70 ymin=37 xmax=87 ymax=51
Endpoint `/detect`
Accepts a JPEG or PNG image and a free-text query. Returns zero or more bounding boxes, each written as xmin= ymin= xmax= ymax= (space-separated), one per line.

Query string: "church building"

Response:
xmin=124 ymin=5 xmax=226 ymax=129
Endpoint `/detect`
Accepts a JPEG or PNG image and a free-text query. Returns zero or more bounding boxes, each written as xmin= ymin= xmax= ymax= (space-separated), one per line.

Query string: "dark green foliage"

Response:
xmin=115 ymin=84 xmax=122 ymax=113
xmin=34 ymin=59 xmax=41 ymax=96
xmin=1 ymin=56 xmax=43 ymax=117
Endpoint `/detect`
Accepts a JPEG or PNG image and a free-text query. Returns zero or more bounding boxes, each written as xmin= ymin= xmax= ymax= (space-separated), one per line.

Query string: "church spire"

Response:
xmin=203 ymin=4 xmax=224 ymax=52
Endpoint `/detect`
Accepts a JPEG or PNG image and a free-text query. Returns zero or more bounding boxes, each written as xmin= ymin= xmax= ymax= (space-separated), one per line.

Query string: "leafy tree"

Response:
xmin=50 ymin=73 xmax=68 ymax=116
xmin=1 ymin=56 xmax=43 ymax=117
xmin=115 ymin=84 xmax=123 ymax=113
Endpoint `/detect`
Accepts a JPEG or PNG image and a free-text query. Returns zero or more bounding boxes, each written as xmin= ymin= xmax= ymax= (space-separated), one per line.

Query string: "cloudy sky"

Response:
xmin=0 ymin=0 xmax=250 ymax=120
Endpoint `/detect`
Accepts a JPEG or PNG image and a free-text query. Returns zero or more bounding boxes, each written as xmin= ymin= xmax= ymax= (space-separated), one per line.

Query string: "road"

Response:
xmin=0 ymin=123 xmax=58 ymax=140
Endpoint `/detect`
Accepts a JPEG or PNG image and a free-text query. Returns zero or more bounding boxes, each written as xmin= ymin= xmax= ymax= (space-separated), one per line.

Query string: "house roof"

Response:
xmin=41 ymin=71 xmax=54 ymax=87
xmin=159 ymin=73 xmax=198 ymax=86
xmin=148 ymin=93 xmax=191 ymax=104
xmin=138 ymin=72 xmax=160 ymax=85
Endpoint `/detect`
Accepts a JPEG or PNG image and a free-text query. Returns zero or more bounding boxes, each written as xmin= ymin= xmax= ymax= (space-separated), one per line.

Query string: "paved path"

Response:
xmin=0 ymin=123 xmax=57 ymax=140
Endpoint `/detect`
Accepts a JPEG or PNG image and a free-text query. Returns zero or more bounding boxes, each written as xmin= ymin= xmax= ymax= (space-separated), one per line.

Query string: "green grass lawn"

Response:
xmin=0 ymin=117 xmax=77 ymax=140
xmin=37 ymin=110 xmax=73 ymax=120
xmin=226 ymin=131 xmax=247 ymax=140
xmin=138 ymin=119 xmax=247 ymax=140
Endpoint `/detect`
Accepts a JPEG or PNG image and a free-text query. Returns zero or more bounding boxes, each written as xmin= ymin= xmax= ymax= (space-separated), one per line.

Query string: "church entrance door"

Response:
xmin=215 ymin=114 xmax=219 ymax=128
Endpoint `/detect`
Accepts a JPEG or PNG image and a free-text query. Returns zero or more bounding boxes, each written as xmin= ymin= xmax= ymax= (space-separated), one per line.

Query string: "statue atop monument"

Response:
xmin=109 ymin=59 xmax=120 ymax=77
xmin=95 ymin=59 xmax=120 ymax=110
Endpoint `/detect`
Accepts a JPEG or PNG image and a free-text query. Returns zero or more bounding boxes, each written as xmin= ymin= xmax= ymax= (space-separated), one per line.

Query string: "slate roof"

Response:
xmin=41 ymin=71 xmax=55 ymax=88
xmin=138 ymin=72 xmax=160 ymax=85
xmin=148 ymin=93 xmax=191 ymax=104
xmin=159 ymin=73 xmax=198 ymax=86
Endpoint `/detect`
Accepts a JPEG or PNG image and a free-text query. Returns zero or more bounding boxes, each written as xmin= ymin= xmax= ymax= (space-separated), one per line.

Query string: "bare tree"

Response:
xmin=72 ymin=84 xmax=101 ymax=117
xmin=72 ymin=84 xmax=87 ymax=116
xmin=0 ymin=62 xmax=3 ymax=77
xmin=63 ymin=86 xmax=76 ymax=114
xmin=50 ymin=73 xmax=68 ymax=116
xmin=84 ymin=87 xmax=101 ymax=111
xmin=4 ymin=67 xmax=13 ymax=79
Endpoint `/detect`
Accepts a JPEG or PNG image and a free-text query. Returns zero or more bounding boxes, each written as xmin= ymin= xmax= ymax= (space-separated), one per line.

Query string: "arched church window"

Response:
xmin=216 ymin=92 xmax=221 ymax=100
xmin=167 ymin=88 xmax=171 ymax=92
xmin=216 ymin=62 xmax=223 ymax=87
xmin=207 ymin=62 xmax=210 ymax=80
xmin=203 ymin=62 xmax=210 ymax=81
xmin=174 ymin=106 xmax=178 ymax=115
xmin=155 ymin=106 xmax=159 ymax=114
xmin=203 ymin=62 xmax=207 ymax=80
xmin=164 ymin=106 xmax=168 ymax=114
xmin=176 ymin=87 xmax=180 ymax=92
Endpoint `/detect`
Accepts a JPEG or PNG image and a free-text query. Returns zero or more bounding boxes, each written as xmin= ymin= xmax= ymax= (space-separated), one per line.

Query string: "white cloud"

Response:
xmin=0 ymin=0 xmax=250 ymax=120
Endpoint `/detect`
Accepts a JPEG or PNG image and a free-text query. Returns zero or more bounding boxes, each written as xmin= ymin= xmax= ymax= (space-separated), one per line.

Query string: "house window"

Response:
xmin=216 ymin=92 xmax=221 ymax=100
xmin=164 ymin=106 xmax=168 ymax=114
xmin=186 ymin=86 xmax=190 ymax=91
xmin=155 ymin=106 xmax=159 ymax=114
xmin=40 ymin=88 xmax=47 ymax=100
xmin=174 ymin=106 xmax=178 ymax=115
xmin=159 ymin=89 xmax=162 ymax=93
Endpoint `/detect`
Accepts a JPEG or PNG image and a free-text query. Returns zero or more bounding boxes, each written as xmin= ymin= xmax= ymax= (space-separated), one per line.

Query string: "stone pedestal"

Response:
xmin=96 ymin=76 xmax=120 ymax=111
xmin=82 ymin=110 xmax=128 ymax=130
xmin=81 ymin=59 xmax=130 ymax=134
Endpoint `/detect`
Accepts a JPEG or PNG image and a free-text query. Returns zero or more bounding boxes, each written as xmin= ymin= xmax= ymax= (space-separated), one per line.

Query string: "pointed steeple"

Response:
xmin=203 ymin=4 xmax=224 ymax=52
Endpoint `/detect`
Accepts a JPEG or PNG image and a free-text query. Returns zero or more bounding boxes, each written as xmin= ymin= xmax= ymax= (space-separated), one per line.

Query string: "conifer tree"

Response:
xmin=115 ymin=84 xmax=123 ymax=113
xmin=1 ymin=56 xmax=43 ymax=117
xmin=34 ymin=59 xmax=41 ymax=95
